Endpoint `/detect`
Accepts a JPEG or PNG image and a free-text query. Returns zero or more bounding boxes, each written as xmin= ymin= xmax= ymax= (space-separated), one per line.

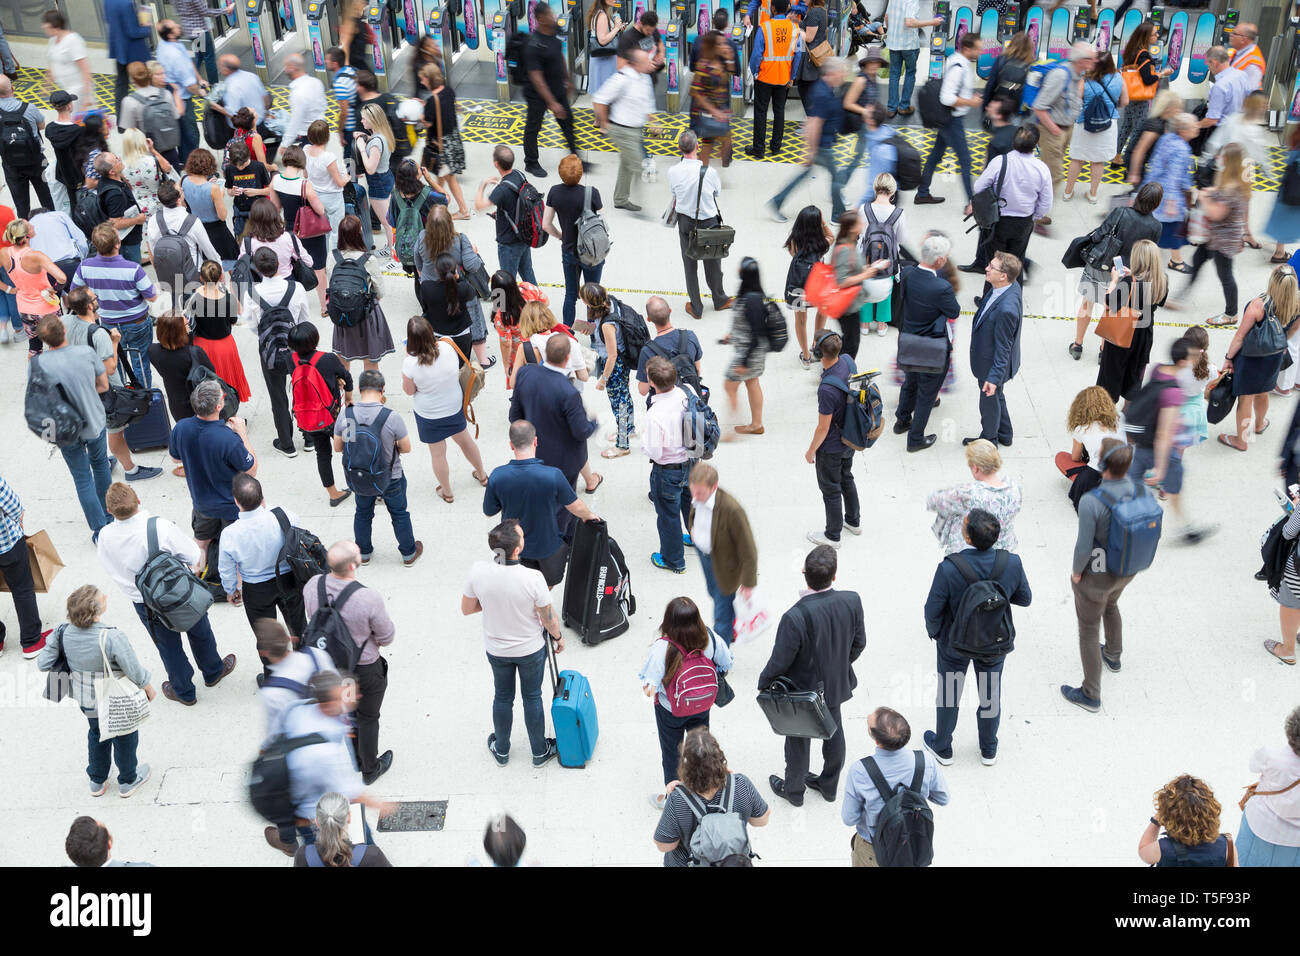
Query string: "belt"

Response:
xmin=108 ymin=316 xmax=150 ymax=327
xmin=610 ymin=121 xmax=643 ymax=129
xmin=655 ymin=460 xmax=691 ymax=470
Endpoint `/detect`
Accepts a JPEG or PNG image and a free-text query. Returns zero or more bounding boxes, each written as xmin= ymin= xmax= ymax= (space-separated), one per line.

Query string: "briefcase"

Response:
xmin=684 ymin=167 xmax=735 ymax=261
xmin=756 ymin=678 xmax=838 ymax=740
xmin=896 ymin=331 xmax=949 ymax=375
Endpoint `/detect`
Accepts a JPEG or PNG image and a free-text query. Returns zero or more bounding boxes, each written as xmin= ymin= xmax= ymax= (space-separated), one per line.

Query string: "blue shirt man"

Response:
xmin=156 ymin=20 xmax=205 ymax=162
xmin=219 ymin=61 xmax=269 ymax=125
xmin=168 ymin=384 xmax=257 ymax=545
xmin=218 ymin=473 xmax=307 ymax=640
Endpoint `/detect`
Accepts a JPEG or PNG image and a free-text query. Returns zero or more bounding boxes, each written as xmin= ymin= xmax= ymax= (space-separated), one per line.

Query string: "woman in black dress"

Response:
xmin=1097 ymin=239 xmax=1167 ymax=404
xmin=1220 ymin=266 xmax=1300 ymax=452
xmin=418 ymin=252 xmax=475 ymax=364
xmin=147 ymin=310 xmax=215 ymax=424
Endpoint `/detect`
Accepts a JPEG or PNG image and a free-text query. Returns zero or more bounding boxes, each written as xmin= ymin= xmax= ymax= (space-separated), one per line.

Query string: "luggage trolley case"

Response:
xmin=561 ymin=518 xmax=636 ymax=644
xmin=124 ymin=387 xmax=171 ymax=451
xmin=546 ymin=635 xmax=598 ymax=768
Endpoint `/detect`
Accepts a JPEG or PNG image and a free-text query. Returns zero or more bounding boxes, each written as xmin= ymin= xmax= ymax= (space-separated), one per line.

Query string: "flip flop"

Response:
xmin=472 ymin=470 xmax=488 ymax=487
xmin=1217 ymin=434 xmax=1247 ymax=451
xmin=1271 ymin=253 xmax=1293 ymax=264
xmin=584 ymin=473 xmax=604 ymax=494
xmin=1264 ymin=639 xmax=1297 ymax=665
xmin=435 ymin=486 xmax=454 ymax=503
xmin=1244 ymin=238 xmax=1262 ymax=250
xmin=1256 ymin=419 xmax=1271 ymax=436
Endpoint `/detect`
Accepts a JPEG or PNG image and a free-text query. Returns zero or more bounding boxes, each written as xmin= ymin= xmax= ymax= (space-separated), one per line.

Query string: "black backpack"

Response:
xmin=861 ymin=753 xmax=935 ymax=867
xmin=889 ymin=134 xmax=923 ymax=191
xmin=256 ymin=286 xmax=297 ymax=373
xmin=1122 ymin=376 xmax=1178 ymax=448
xmin=273 ymin=507 xmax=328 ymax=589
xmin=374 ymin=92 xmax=411 ymax=162
xmin=302 ymin=578 xmax=365 ymax=671
xmin=500 ymin=174 xmax=548 ymax=249
xmin=248 ymin=723 xmax=327 ymax=825
xmin=506 ymin=32 xmax=530 ymax=86
xmin=991 ymin=59 xmax=1028 ymax=109
xmin=25 ymin=354 xmax=87 ymax=446
xmin=1259 ymin=512 xmax=1297 ymax=592
xmin=134 ymin=517 xmax=216 ymax=633
xmin=608 ymin=296 xmax=650 ymax=368
xmin=917 ymin=62 xmax=958 ymax=129
xmin=229 ymin=237 xmax=260 ymax=293
xmin=72 ymin=187 xmax=107 ymax=239
xmin=0 ymin=103 xmax=37 ymax=165
xmin=185 ymin=353 xmax=240 ymax=421
xmin=646 ymin=329 xmax=706 ymax=400
xmin=943 ymin=550 xmax=1016 ymax=660
xmin=326 ymin=250 xmax=375 ymax=328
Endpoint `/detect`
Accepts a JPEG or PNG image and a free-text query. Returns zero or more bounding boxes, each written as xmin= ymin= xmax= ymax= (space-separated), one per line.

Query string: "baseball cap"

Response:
xmin=50 ymin=90 xmax=78 ymax=108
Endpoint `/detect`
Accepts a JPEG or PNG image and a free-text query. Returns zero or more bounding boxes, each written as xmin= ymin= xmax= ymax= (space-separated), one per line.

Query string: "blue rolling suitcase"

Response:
xmin=124 ymin=387 xmax=171 ymax=451
xmin=546 ymin=636 xmax=598 ymax=768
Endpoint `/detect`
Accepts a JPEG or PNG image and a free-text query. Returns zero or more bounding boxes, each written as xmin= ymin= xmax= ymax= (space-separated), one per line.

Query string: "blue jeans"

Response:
xmin=133 ymin=602 xmax=224 ymax=702
xmin=354 ymin=473 xmax=417 ymax=560
xmin=192 ymin=30 xmax=218 ymax=84
xmin=887 ymin=48 xmax=920 ymax=112
xmin=86 ymin=716 xmax=139 ymax=787
xmin=698 ymin=551 xmax=736 ymax=646
xmin=121 ymin=243 xmax=142 ymax=264
xmin=497 ymin=241 xmax=537 ymax=286
xmin=486 ymin=644 xmax=548 ymax=758
xmin=918 ymin=118 xmax=975 ymax=201
xmin=178 ymin=97 xmax=200 ymax=165
xmin=0 ymin=290 xmax=20 ymax=331
xmin=60 ymin=428 xmax=112 ymax=533
xmin=650 ymin=463 xmax=691 ymax=570
xmin=113 ymin=317 xmax=154 ymax=390
xmin=933 ymin=641 xmax=1004 ymax=758
xmin=772 ymin=149 xmax=846 ymax=221
xmin=561 ymin=249 xmax=604 ymax=327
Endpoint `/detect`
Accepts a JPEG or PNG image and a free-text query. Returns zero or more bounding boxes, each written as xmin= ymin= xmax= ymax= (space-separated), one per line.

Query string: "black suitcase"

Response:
xmin=124 ymin=388 xmax=171 ymax=451
xmin=561 ymin=519 xmax=635 ymax=645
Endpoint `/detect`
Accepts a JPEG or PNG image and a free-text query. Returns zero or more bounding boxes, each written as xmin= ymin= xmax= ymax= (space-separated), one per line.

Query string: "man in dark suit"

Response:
xmin=893 ymin=234 xmax=960 ymax=453
xmin=964 ymin=252 xmax=1024 ymax=448
xmin=508 ymin=335 xmax=598 ymax=532
xmin=922 ymin=509 xmax=1031 ymax=767
xmin=758 ymin=545 xmax=866 ymax=807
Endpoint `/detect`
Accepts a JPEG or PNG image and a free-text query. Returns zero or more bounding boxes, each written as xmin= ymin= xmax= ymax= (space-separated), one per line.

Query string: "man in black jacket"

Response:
xmin=922 ymin=509 xmax=1031 ymax=767
xmin=893 ymin=234 xmax=959 ymax=452
xmin=758 ymin=545 xmax=866 ymax=807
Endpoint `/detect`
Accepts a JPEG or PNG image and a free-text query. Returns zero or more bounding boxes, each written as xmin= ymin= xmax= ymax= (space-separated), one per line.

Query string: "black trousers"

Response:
xmin=523 ymin=541 xmax=570 ymax=590
xmin=784 ymin=702 xmax=845 ymax=798
xmin=896 ymin=353 xmax=950 ymax=446
xmin=676 ymin=214 xmax=729 ymax=315
xmin=306 ymin=426 xmax=337 ymax=487
xmin=1189 ymin=245 xmax=1238 ymax=317
xmin=2 ymin=163 xmax=52 ymax=220
xmin=751 ymin=81 xmax=789 ymax=155
xmin=354 ymin=656 xmax=388 ymax=775
xmin=114 ymin=62 xmax=130 ymax=121
xmin=523 ymin=94 xmax=577 ymax=165
xmin=0 ymin=537 xmax=41 ymax=650
xmin=242 ymin=573 xmax=307 ymax=636
xmin=261 ymin=364 xmax=294 ymax=447
xmin=815 ymin=448 xmax=859 ymax=541
xmin=839 ymin=307 xmax=861 ymax=360
xmin=978 ymin=383 xmax=1013 ymax=445
xmin=975 ymin=213 xmax=1035 ymax=287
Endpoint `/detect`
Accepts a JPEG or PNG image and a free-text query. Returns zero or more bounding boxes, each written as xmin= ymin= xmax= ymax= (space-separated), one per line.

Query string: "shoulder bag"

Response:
xmin=1094 ymin=276 xmax=1141 ymax=349
xmin=755 ymin=606 xmax=838 ymax=739
xmin=42 ymin=624 xmax=72 ymax=703
xmin=94 ymin=629 xmax=151 ymax=740
xmin=967 ymin=153 xmax=1008 ymax=233
xmin=293 ymin=180 xmax=331 ymax=239
xmin=895 ymin=272 xmax=950 ymax=374
xmin=1239 ymin=776 xmax=1300 ymax=812
xmin=97 ymin=336 xmax=153 ymax=429
xmin=458 ymin=233 xmax=492 ymax=299
xmin=431 ymin=88 xmax=451 ymax=177
xmin=287 ymin=234 xmax=320 ymax=291
xmin=440 ymin=336 xmax=486 ymax=436
xmin=684 ymin=166 xmax=735 ymax=261
xmin=1241 ymin=295 xmax=1288 ymax=358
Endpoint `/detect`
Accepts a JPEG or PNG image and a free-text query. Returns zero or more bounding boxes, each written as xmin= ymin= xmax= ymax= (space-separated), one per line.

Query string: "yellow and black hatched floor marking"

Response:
xmin=15 ymin=67 xmax=1287 ymax=192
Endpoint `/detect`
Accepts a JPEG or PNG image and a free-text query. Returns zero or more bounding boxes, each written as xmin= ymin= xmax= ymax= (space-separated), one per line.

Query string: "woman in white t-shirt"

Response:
xmin=858 ymin=172 xmax=906 ymax=336
xmin=43 ymin=12 xmax=95 ymax=122
xmin=401 ymin=315 xmax=487 ymax=504
xmin=304 ymin=120 xmax=348 ymax=258
xmin=1056 ymin=385 xmax=1121 ymax=510
xmin=510 ymin=300 xmax=589 ymax=383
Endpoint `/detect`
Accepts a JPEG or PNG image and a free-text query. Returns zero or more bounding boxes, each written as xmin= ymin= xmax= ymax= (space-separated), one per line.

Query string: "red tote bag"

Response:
xmin=803 ymin=262 xmax=860 ymax=320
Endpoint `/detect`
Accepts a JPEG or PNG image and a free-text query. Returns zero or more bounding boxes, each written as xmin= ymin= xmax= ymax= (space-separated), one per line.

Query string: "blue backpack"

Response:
xmin=340 ymin=406 xmax=394 ymax=497
xmin=1091 ymin=483 xmax=1163 ymax=577
xmin=824 ymin=360 xmax=885 ymax=451
xmin=680 ymin=384 xmax=720 ymax=460
xmin=1021 ymin=61 xmax=1071 ymax=112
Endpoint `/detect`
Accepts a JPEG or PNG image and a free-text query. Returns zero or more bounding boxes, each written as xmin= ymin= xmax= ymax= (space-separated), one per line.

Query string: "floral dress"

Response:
xmin=925 ymin=478 xmax=1024 ymax=555
xmin=122 ymin=156 xmax=163 ymax=219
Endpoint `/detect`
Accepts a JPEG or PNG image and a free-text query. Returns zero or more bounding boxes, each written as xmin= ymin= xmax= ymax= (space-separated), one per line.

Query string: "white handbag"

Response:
xmin=733 ymin=588 xmax=773 ymax=645
xmin=94 ymin=630 xmax=151 ymax=740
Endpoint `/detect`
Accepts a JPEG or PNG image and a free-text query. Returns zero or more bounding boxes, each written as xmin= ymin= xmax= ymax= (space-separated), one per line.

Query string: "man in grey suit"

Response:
xmin=964 ymin=252 xmax=1023 ymax=448
xmin=65 ymin=816 xmax=154 ymax=866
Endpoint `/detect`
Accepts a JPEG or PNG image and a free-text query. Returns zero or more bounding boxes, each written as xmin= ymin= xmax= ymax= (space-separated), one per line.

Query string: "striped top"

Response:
xmin=71 ymin=255 xmax=157 ymax=325
xmin=1270 ymin=509 xmax=1300 ymax=602
xmin=175 ymin=0 xmax=230 ymax=38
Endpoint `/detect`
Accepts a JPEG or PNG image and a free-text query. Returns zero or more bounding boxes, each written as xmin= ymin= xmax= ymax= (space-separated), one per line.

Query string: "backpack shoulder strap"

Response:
xmin=885 ymin=206 xmax=903 ymax=227
xmin=678 ymin=786 xmax=708 ymax=822
xmin=332 ymin=248 xmax=345 ymax=267
xmin=860 ymin=756 xmax=895 ymax=803
xmin=332 ymin=580 xmax=365 ymax=613
xmin=720 ymin=774 xmax=734 ymax=815
xmin=316 ymin=575 xmax=328 ymax=609
xmin=862 ymin=202 xmax=879 ymax=227
xmin=262 ymin=674 xmax=309 ymax=695
xmin=944 ymin=551 xmax=979 ymax=584
xmin=910 ymin=750 xmax=926 ymax=793
xmin=146 ymin=516 xmax=161 ymax=558
xmin=583 ymin=185 xmax=593 ymax=216
xmin=272 ymin=506 xmax=291 ymax=537
xmin=156 ymin=210 xmax=172 ymax=235
xmin=991 ymin=549 xmax=1009 ymax=578
xmin=278 ymin=284 xmax=295 ymax=308
xmin=372 ymin=406 xmax=392 ymax=436
xmin=181 ymin=214 xmax=198 ymax=235
xmin=677 ymin=328 xmax=690 ymax=355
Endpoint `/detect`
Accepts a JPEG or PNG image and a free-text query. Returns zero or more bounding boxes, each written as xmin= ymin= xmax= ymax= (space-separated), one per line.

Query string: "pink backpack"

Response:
xmin=663 ymin=638 xmax=719 ymax=717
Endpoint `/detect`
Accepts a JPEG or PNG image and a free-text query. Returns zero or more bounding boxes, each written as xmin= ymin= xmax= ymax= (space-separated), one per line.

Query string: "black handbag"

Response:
xmin=458 ymin=234 xmax=492 ymax=299
xmin=99 ymin=338 xmax=153 ymax=430
xmin=714 ymin=673 xmax=736 ymax=707
xmin=1061 ymin=233 xmax=1091 ymax=270
xmin=1241 ymin=296 xmax=1288 ymax=358
xmin=289 ymin=236 xmax=319 ymax=291
xmin=753 ymin=607 xmax=839 ymax=740
xmin=966 ymin=153 xmax=1007 ymax=233
xmin=684 ymin=167 xmax=735 ymax=261
xmin=1206 ymin=371 xmax=1235 ymax=425
xmin=894 ymin=273 xmax=949 ymax=374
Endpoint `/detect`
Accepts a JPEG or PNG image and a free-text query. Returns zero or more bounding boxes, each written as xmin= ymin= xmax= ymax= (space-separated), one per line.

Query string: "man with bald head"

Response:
xmin=216 ymin=53 xmax=270 ymax=126
xmin=636 ymin=295 xmax=703 ymax=398
xmin=1227 ymin=23 xmax=1265 ymax=92
xmin=302 ymin=539 xmax=396 ymax=785
xmin=282 ymin=52 xmax=327 ymax=151
xmin=0 ymin=75 xmax=51 ymax=218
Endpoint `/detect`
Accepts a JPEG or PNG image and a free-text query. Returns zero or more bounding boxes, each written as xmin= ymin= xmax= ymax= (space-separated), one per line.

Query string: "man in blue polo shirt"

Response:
xmin=483 ymin=420 xmax=599 ymax=588
xmin=769 ymin=57 xmax=848 ymax=222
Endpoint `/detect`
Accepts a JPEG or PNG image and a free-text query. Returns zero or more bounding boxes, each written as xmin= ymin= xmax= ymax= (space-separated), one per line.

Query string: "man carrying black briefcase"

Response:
xmin=666 ymin=130 xmax=734 ymax=320
xmin=757 ymin=544 xmax=866 ymax=808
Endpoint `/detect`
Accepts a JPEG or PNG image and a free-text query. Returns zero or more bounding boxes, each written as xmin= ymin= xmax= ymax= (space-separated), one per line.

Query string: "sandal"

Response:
xmin=584 ymin=473 xmax=604 ymax=494
xmin=1263 ymin=639 xmax=1297 ymax=665
xmin=1271 ymin=252 xmax=1293 ymax=264
xmin=1217 ymin=433 xmax=1248 ymax=451
xmin=601 ymin=447 xmax=630 ymax=459
xmin=172 ymin=465 xmax=186 ymax=478
xmin=1206 ymin=315 xmax=1238 ymax=327
xmin=1256 ymin=418 xmax=1271 ymax=436
xmin=435 ymin=486 xmax=454 ymax=503
xmin=1244 ymin=238 xmax=1261 ymax=250
xmin=472 ymin=470 xmax=488 ymax=487
xmin=1168 ymin=261 xmax=1192 ymax=274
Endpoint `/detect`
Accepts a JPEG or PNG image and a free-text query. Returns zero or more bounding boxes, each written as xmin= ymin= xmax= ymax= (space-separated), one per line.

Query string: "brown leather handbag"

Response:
xmin=1094 ymin=306 xmax=1139 ymax=349
xmin=1239 ymin=776 xmax=1300 ymax=812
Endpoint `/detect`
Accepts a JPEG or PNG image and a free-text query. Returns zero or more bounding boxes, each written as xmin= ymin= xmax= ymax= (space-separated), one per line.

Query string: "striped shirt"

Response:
xmin=0 ymin=474 xmax=23 ymax=555
xmin=332 ymin=66 xmax=358 ymax=134
xmin=71 ymin=255 xmax=157 ymax=325
xmin=175 ymin=0 xmax=230 ymax=38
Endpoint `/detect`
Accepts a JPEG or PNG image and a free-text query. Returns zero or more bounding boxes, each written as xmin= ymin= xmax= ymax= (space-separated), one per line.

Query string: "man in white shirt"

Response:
xmin=30 ymin=206 xmax=88 ymax=281
xmin=914 ymin=32 xmax=981 ymax=205
xmin=883 ymin=0 xmax=943 ymax=116
xmin=641 ymin=356 xmax=693 ymax=574
xmin=592 ymin=48 xmax=656 ymax=211
xmin=281 ymin=53 xmax=328 ymax=151
xmin=667 ymin=130 xmax=730 ymax=318
xmin=145 ymin=179 xmax=221 ymax=306
xmin=96 ymin=482 xmax=235 ymax=706
xmin=462 ymin=520 xmax=563 ymax=768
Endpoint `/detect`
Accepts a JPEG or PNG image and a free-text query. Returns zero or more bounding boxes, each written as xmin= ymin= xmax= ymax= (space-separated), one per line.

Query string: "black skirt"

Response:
xmin=202 ymin=219 xmax=240 ymax=261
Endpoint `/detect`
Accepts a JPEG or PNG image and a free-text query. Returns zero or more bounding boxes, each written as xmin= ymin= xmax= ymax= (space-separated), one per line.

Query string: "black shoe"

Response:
xmin=892 ymin=419 xmax=912 ymax=435
xmin=362 ymin=750 xmax=393 ymax=785
xmin=962 ymin=436 xmax=987 ymax=446
xmin=768 ymin=774 xmax=804 ymax=807
xmin=914 ymin=195 xmax=946 ymax=205
xmin=805 ymin=774 xmax=836 ymax=802
xmin=1068 ymin=343 xmax=1083 ymax=360
xmin=907 ymin=435 xmax=938 ymax=452
xmin=998 ymin=437 xmax=1014 ymax=448
xmin=958 ymin=263 xmax=983 ymax=274
xmin=769 ymin=143 xmax=783 ymax=155
xmin=932 ymin=397 xmax=941 ymax=409
xmin=744 ymin=146 xmax=764 ymax=159
xmin=973 ymin=295 xmax=983 ymax=307
xmin=532 ymin=738 xmax=559 ymax=767
xmin=272 ymin=439 xmax=298 ymax=458
xmin=1255 ymin=568 xmax=1269 ymax=581
xmin=524 ymin=163 xmax=548 ymax=178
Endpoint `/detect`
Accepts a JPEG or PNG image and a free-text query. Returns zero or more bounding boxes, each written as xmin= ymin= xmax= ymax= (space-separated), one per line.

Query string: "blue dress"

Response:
xmin=181 ymin=176 xmax=239 ymax=262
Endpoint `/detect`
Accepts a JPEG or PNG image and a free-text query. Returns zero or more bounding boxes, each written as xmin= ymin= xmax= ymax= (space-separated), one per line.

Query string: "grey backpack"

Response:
xmin=574 ymin=185 xmax=611 ymax=267
xmin=130 ymin=91 xmax=180 ymax=152
xmin=134 ymin=517 xmax=214 ymax=632
xmin=681 ymin=775 xmax=754 ymax=866
xmin=152 ymin=211 xmax=199 ymax=304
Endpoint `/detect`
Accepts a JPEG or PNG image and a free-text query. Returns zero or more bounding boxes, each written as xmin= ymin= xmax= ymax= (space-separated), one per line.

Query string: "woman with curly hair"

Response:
xmin=1055 ymin=386 xmax=1121 ymax=510
xmin=181 ymin=148 xmax=240 ymax=269
xmin=1138 ymin=774 xmax=1236 ymax=866
xmin=1236 ymin=705 xmax=1300 ymax=865
xmin=652 ymin=728 xmax=768 ymax=867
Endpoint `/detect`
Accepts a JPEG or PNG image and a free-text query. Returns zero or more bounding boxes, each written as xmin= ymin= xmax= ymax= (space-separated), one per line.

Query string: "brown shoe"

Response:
xmin=264 ymin=826 xmax=297 ymax=857
xmin=684 ymin=303 xmax=701 ymax=320
xmin=204 ymin=654 xmax=237 ymax=688
xmin=715 ymin=297 xmax=735 ymax=311
xmin=162 ymin=681 xmax=197 ymax=706
xmin=735 ymin=424 xmax=765 ymax=435
xmin=403 ymin=541 xmax=425 ymax=567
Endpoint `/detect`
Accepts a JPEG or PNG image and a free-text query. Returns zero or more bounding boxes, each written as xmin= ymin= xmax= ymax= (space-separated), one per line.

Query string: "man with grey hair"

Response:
xmin=636 ymin=294 xmax=703 ymax=398
xmin=666 ymin=131 xmax=730 ymax=319
xmin=592 ymin=47 xmax=656 ymax=211
xmin=1226 ymin=23 xmax=1265 ymax=92
xmin=769 ymin=57 xmax=849 ymax=222
xmin=1199 ymin=46 xmax=1250 ymax=138
xmin=914 ymin=33 xmax=982 ymax=206
xmin=1032 ymin=40 xmax=1095 ymax=216
xmin=281 ymin=52 xmax=327 ymax=151
xmin=302 ymin=539 xmax=396 ymax=786
xmin=484 ymin=419 xmax=599 ymax=588
xmin=0 ymin=74 xmax=52 ymax=218
xmin=892 ymin=233 xmax=959 ymax=453
xmin=92 ymin=153 xmax=149 ymax=263
xmin=168 ymin=379 xmax=257 ymax=557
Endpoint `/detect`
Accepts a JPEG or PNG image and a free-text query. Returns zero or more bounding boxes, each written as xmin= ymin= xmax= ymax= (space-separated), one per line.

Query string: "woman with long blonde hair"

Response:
xmin=1179 ymin=143 xmax=1250 ymax=327
xmin=355 ymin=102 xmax=397 ymax=257
xmin=1219 ymin=265 xmax=1300 ymax=451
xmin=1 ymin=219 xmax=66 ymax=359
xmin=1056 ymin=385 xmax=1121 ymax=509
xmin=1098 ymin=239 xmax=1168 ymax=402
xmin=119 ymin=128 xmax=172 ymax=224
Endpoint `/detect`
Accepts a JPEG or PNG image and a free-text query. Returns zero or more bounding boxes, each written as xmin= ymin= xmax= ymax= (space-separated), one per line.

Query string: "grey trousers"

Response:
xmin=676 ymin=214 xmax=729 ymax=314
xmin=1073 ymin=570 xmax=1136 ymax=700
xmin=607 ymin=122 xmax=643 ymax=207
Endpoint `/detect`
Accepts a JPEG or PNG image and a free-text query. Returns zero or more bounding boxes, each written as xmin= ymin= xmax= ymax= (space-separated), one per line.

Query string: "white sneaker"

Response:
xmin=981 ymin=754 xmax=998 ymax=767
xmin=875 ymin=323 xmax=888 ymax=337
xmin=807 ymin=530 xmax=841 ymax=549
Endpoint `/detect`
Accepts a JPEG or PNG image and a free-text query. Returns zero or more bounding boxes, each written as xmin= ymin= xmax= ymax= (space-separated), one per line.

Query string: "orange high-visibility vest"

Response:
xmin=756 ymin=0 xmax=771 ymax=27
xmin=757 ymin=19 xmax=795 ymax=86
xmin=1230 ymin=44 xmax=1266 ymax=87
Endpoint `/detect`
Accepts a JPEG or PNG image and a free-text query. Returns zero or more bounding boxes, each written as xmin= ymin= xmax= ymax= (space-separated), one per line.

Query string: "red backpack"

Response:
xmin=663 ymin=637 xmax=719 ymax=717
xmin=291 ymin=353 xmax=339 ymax=432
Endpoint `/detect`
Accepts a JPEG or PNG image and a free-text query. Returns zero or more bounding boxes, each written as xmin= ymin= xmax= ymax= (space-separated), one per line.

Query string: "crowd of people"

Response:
xmin=1 ymin=4 xmax=1298 ymax=868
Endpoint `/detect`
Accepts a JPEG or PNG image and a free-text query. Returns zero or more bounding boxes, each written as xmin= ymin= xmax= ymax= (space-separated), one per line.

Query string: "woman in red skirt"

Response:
xmin=184 ymin=260 xmax=252 ymax=401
